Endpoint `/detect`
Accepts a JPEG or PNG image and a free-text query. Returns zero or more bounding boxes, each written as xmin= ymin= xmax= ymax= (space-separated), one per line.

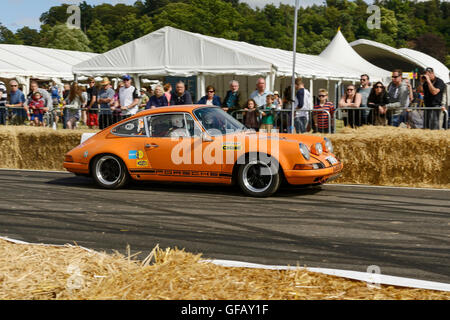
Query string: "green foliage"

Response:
xmin=3 ymin=0 xmax=448 ymax=64
xmin=15 ymin=27 xmax=41 ymax=46
xmin=0 ymin=24 xmax=22 ymax=44
xmin=39 ymin=24 xmax=92 ymax=52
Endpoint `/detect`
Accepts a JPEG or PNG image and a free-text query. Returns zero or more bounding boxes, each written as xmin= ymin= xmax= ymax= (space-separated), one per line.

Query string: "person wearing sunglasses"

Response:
xmin=6 ymin=80 xmax=26 ymax=125
xmin=338 ymin=84 xmax=362 ymax=128
xmin=313 ymin=89 xmax=335 ymax=133
xmin=197 ymin=85 xmax=221 ymax=107
xmin=367 ymin=82 xmax=390 ymax=126
xmin=386 ymin=69 xmax=409 ymax=127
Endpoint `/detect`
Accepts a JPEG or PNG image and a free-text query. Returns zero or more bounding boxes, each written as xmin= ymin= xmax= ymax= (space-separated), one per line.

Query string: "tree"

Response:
xmin=151 ymin=0 xmax=243 ymax=40
xmin=15 ymin=27 xmax=41 ymax=46
xmin=414 ymin=33 xmax=447 ymax=63
xmin=40 ymin=24 xmax=92 ymax=52
xmin=87 ymin=19 xmax=110 ymax=53
xmin=0 ymin=24 xmax=21 ymax=44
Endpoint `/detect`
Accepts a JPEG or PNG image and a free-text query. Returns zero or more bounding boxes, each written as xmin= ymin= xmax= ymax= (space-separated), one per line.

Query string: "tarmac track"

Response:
xmin=0 ymin=169 xmax=448 ymax=283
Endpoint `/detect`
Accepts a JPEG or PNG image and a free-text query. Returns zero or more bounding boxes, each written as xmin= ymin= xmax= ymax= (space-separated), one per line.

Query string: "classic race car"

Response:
xmin=64 ymin=106 xmax=343 ymax=197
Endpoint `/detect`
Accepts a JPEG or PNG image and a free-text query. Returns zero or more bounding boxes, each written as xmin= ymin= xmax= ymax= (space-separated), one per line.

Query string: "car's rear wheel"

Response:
xmin=92 ymin=154 xmax=129 ymax=189
xmin=237 ymin=155 xmax=281 ymax=197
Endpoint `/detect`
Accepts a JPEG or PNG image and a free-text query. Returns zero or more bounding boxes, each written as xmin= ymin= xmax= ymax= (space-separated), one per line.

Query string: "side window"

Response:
xmin=147 ymin=114 xmax=188 ymax=138
xmin=185 ymin=114 xmax=202 ymax=137
xmin=111 ymin=118 xmax=146 ymax=136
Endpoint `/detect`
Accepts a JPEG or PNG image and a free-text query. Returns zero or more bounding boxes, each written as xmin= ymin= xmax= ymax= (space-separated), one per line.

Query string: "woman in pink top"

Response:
xmin=164 ymin=83 xmax=172 ymax=106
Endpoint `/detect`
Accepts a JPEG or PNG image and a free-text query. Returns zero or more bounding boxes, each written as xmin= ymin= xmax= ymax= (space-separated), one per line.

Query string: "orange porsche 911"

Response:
xmin=64 ymin=106 xmax=343 ymax=197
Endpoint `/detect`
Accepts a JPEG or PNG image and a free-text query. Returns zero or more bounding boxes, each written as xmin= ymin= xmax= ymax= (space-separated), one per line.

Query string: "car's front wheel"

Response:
xmin=237 ymin=156 xmax=281 ymax=197
xmin=92 ymin=154 xmax=129 ymax=189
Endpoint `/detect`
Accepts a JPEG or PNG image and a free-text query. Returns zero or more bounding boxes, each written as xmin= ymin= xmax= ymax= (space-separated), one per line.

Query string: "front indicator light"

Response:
xmin=65 ymin=155 xmax=74 ymax=162
xmin=294 ymin=163 xmax=324 ymax=170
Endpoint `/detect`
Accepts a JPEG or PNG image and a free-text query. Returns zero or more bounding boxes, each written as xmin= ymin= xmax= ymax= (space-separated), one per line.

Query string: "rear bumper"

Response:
xmin=63 ymin=162 xmax=89 ymax=174
xmin=283 ymin=162 xmax=343 ymax=185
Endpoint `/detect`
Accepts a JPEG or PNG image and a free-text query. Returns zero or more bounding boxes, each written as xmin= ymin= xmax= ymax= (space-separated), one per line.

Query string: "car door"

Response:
xmin=142 ymin=112 xmax=223 ymax=179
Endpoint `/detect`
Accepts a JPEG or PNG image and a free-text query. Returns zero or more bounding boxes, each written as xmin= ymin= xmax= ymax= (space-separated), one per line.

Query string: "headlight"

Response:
xmin=324 ymin=137 xmax=334 ymax=153
xmin=299 ymin=143 xmax=310 ymax=160
xmin=311 ymin=142 xmax=323 ymax=156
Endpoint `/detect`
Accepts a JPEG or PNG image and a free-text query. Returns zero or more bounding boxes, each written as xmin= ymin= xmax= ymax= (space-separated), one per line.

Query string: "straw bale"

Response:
xmin=316 ymin=126 xmax=450 ymax=188
xmin=0 ymin=239 xmax=448 ymax=300
xmin=0 ymin=126 xmax=448 ymax=187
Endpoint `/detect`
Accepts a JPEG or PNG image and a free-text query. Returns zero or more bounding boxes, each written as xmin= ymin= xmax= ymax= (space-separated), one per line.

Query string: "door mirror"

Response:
xmin=202 ymin=131 xmax=214 ymax=142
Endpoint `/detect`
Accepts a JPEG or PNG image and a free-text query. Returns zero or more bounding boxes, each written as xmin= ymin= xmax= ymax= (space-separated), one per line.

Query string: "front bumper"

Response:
xmin=283 ymin=162 xmax=343 ymax=185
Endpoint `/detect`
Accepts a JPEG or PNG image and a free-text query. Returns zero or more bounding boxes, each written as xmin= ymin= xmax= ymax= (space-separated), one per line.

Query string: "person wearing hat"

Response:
xmin=139 ymin=87 xmax=150 ymax=111
xmin=97 ymin=77 xmax=115 ymax=129
xmin=421 ymin=67 xmax=446 ymax=130
xmin=116 ymin=75 xmax=140 ymax=120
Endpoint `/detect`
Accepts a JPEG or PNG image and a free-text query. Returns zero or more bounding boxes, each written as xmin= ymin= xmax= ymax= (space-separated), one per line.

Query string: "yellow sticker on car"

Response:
xmin=222 ymin=143 xmax=241 ymax=151
xmin=137 ymin=160 xmax=149 ymax=167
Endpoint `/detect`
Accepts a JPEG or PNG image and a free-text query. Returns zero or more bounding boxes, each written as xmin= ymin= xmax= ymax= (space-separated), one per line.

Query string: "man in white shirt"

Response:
xmin=117 ymin=75 xmax=140 ymax=119
xmin=249 ymin=77 xmax=273 ymax=107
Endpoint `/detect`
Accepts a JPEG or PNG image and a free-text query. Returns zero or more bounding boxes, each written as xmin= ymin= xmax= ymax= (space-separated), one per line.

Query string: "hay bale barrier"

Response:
xmin=322 ymin=126 xmax=450 ymax=188
xmin=0 ymin=239 xmax=448 ymax=300
xmin=0 ymin=126 xmax=449 ymax=188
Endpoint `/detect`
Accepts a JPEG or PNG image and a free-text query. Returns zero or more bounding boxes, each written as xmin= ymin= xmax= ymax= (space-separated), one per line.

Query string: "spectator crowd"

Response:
xmin=0 ymin=67 xmax=447 ymax=132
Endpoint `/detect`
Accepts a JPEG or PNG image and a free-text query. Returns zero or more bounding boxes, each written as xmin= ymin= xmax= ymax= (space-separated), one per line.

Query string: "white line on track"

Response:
xmin=1 ymin=236 xmax=449 ymax=292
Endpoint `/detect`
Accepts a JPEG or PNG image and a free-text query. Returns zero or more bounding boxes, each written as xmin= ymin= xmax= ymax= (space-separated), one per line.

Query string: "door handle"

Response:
xmin=145 ymin=143 xmax=159 ymax=149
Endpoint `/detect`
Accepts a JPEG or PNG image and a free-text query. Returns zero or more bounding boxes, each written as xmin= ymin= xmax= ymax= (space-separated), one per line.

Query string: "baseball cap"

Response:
xmin=122 ymin=75 xmax=132 ymax=81
xmin=425 ymin=67 xmax=434 ymax=73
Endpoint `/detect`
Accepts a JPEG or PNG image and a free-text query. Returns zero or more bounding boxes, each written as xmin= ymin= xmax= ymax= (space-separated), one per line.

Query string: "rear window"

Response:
xmin=111 ymin=118 xmax=146 ymax=136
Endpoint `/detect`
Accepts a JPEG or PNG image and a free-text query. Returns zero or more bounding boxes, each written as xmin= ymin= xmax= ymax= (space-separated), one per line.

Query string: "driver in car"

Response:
xmin=167 ymin=115 xmax=187 ymax=137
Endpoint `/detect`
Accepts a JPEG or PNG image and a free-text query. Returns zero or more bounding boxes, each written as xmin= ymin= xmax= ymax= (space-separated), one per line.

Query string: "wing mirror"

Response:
xmin=201 ymin=131 xmax=214 ymax=142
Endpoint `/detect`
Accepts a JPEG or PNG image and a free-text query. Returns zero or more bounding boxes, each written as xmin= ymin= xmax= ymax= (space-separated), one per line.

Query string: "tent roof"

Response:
xmin=350 ymin=39 xmax=450 ymax=83
xmin=73 ymin=26 xmax=375 ymax=81
xmin=0 ymin=44 xmax=98 ymax=80
xmin=319 ymin=30 xmax=391 ymax=81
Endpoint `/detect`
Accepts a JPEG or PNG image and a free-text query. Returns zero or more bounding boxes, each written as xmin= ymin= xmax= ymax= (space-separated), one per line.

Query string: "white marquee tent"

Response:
xmin=350 ymin=39 xmax=450 ymax=84
xmin=0 ymin=44 xmax=98 ymax=93
xmin=73 ymin=27 xmax=388 ymax=102
xmin=319 ymin=30 xmax=391 ymax=82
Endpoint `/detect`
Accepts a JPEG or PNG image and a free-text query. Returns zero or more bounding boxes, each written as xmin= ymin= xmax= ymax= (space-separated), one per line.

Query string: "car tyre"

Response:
xmin=92 ymin=154 xmax=129 ymax=189
xmin=237 ymin=155 xmax=281 ymax=197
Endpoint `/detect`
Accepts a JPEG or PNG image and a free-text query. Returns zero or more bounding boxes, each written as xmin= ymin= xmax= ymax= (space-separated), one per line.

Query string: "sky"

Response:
xmin=2 ymin=0 xmax=433 ymax=32
xmin=1 ymin=0 xmax=334 ymax=31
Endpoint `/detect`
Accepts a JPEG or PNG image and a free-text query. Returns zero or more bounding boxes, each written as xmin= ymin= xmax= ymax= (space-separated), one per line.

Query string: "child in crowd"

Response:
xmin=28 ymin=91 xmax=45 ymax=126
xmin=313 ymin=89 xmax=335 ymax=133
xmin=243 ymin=99 xmax=260 ymax=131
xmin=273 ymin=91 xmax=283 ymax=109
xmin=260 ymin=94 xmax=276 ymax=132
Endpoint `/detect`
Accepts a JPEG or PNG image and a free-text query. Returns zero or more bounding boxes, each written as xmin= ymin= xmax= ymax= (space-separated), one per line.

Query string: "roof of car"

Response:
xmin=133 ymin=105 xmax=210 ymax=117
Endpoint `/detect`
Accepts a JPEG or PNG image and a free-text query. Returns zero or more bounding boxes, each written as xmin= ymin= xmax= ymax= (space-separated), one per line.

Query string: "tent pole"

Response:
xmin=133 ymin=74 xmax=141 ymax=90
xmin=290 ymin=0 xmax=299 ymax=134
xmin=197 ymin=73 xmax=205 ymax=102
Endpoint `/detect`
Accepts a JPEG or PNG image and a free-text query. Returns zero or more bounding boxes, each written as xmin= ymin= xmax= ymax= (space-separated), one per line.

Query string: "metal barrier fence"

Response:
xmin=1 ymin=105 xmax=448 ymax=131
xmin=232 ymin=106 xmax=448 ymax=132
xmin=0 ymin=106 xmax=130 ymax=129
